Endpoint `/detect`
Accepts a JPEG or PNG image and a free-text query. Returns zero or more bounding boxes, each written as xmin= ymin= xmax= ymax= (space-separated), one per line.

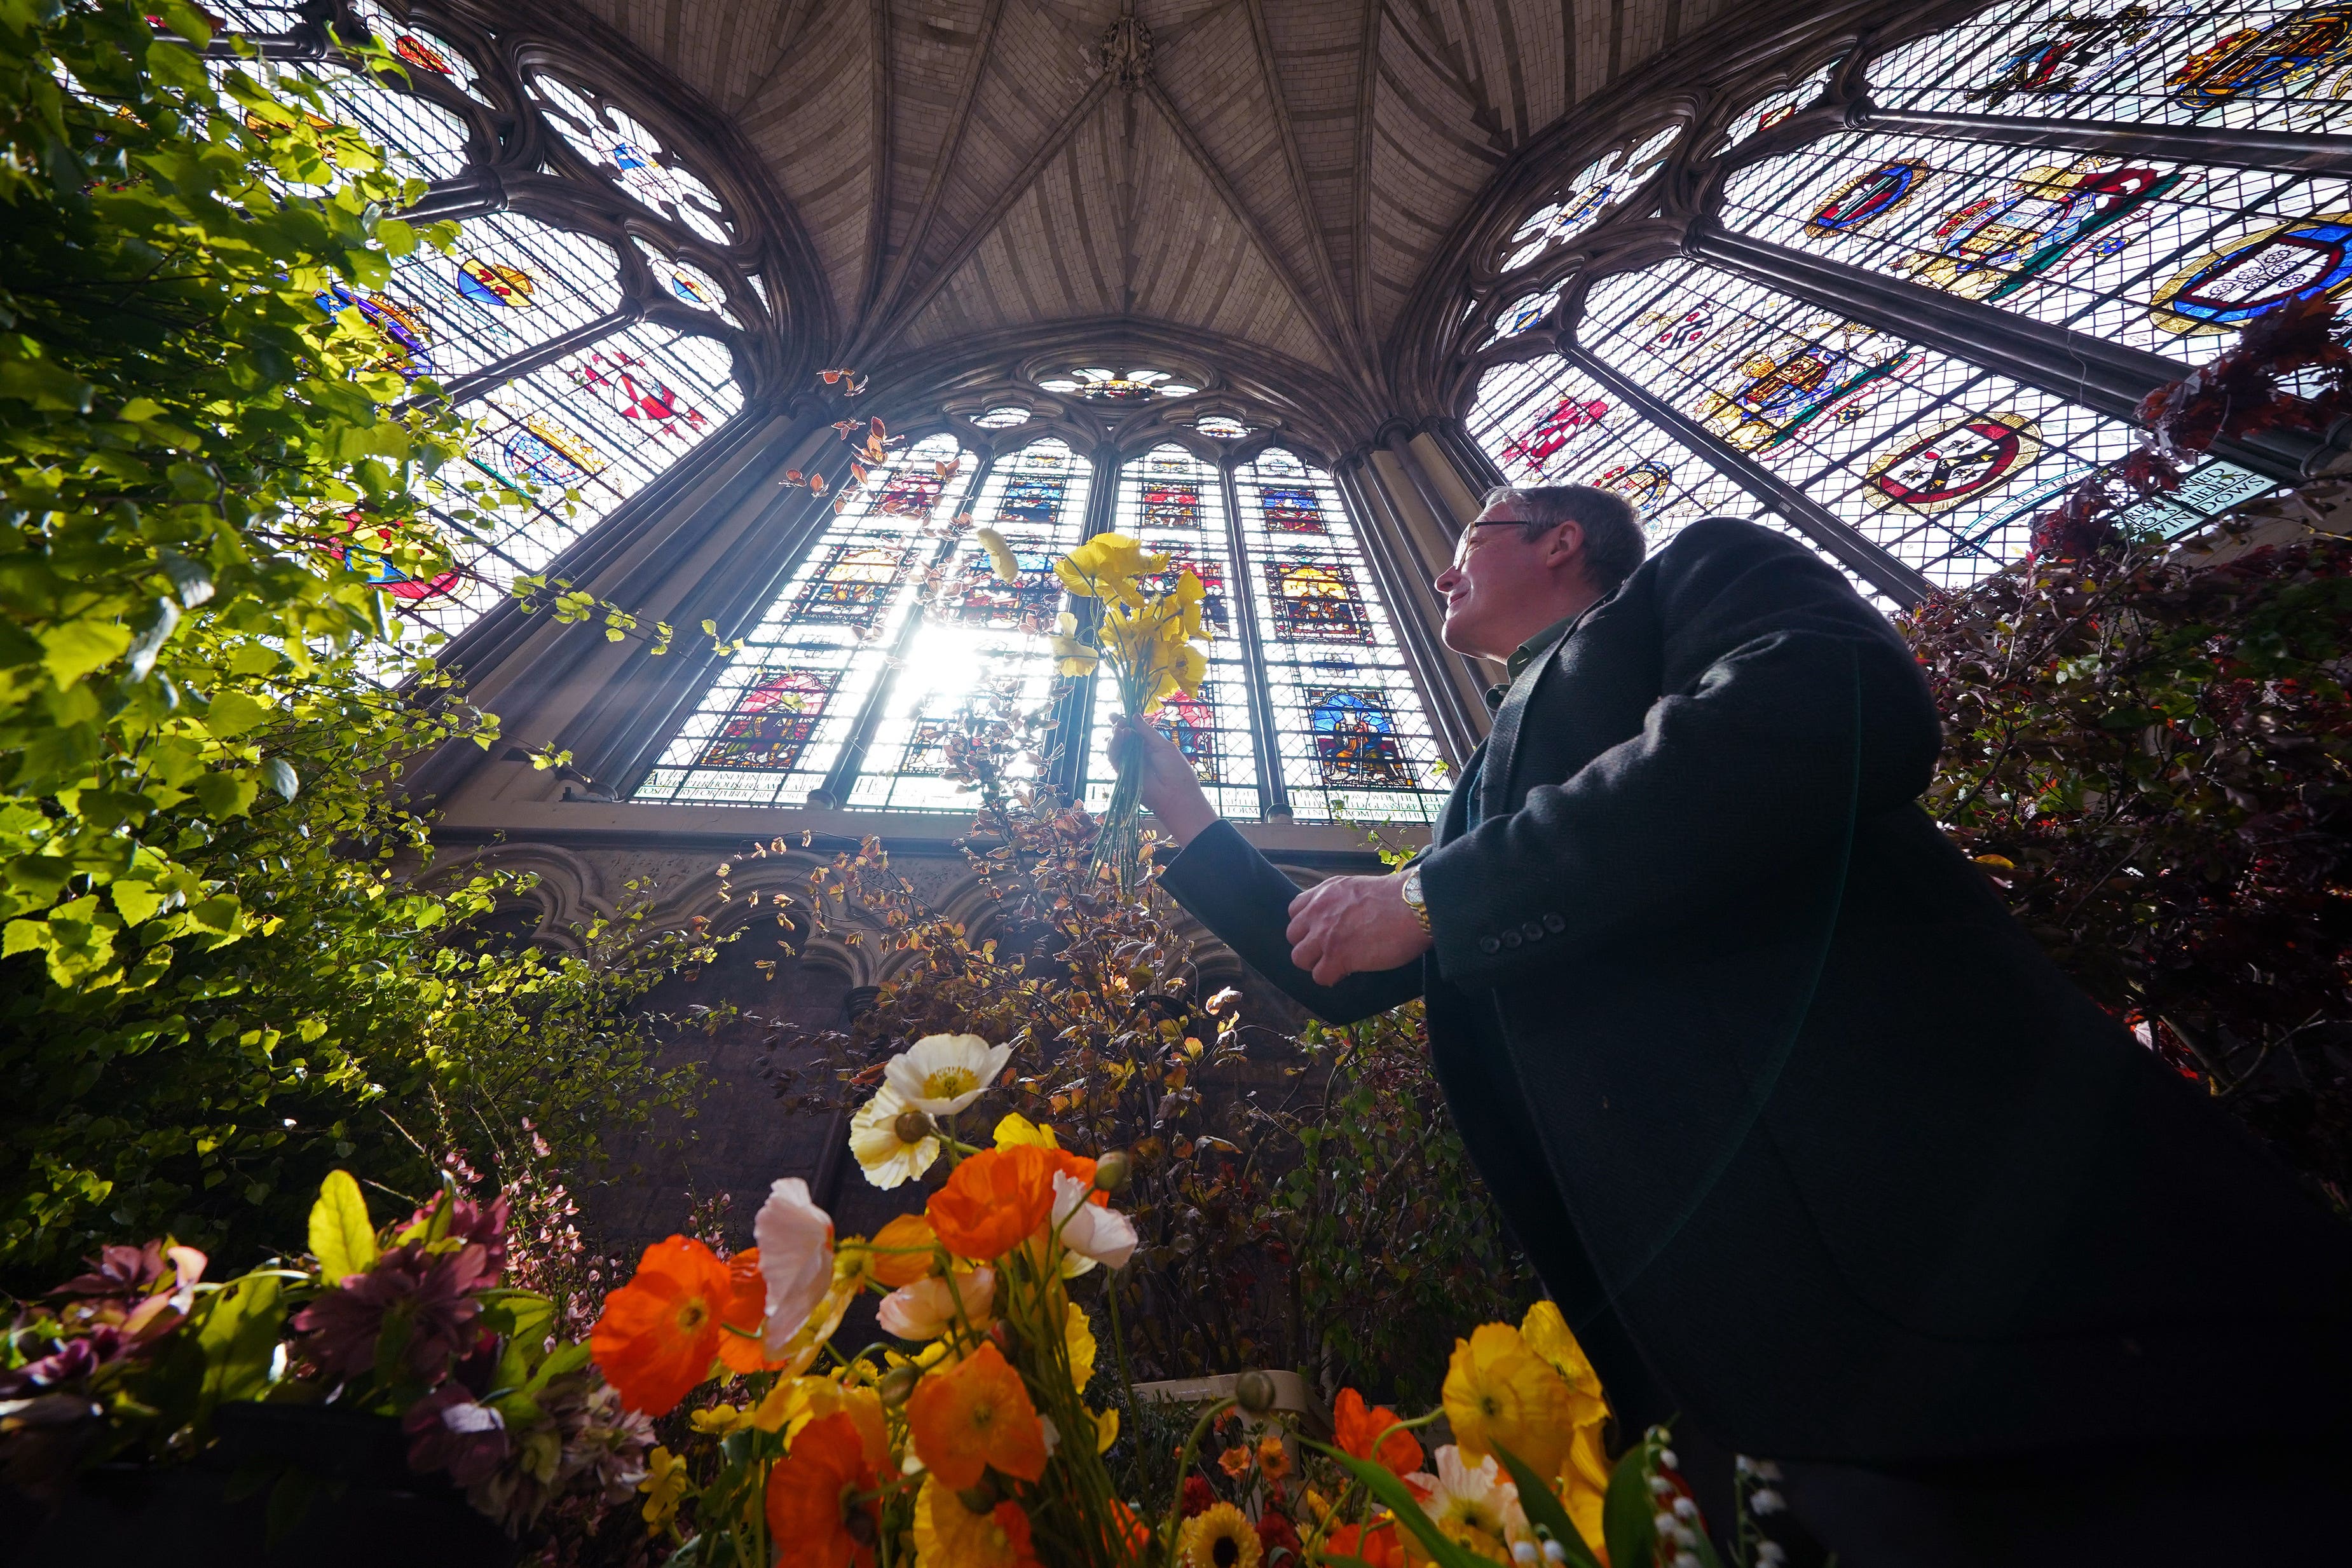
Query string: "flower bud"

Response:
xmin=894 ymin=1108 xmax=934 ymax=1145
xmin=1093 ymin=1150 xmax=1132 ymax=1194
xmin=878 ymin=1363 xmax=921 ymax=1406
xmin=1233 ymin=1370 xmax=1276 ymax=1414
xmin=957 ymin=1473 xmax=1002 ymax=1513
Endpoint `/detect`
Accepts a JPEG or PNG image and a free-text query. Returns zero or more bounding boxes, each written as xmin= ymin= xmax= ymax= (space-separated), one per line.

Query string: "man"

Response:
xmin=1111 ymin=487 xmax=2352 ymax=1563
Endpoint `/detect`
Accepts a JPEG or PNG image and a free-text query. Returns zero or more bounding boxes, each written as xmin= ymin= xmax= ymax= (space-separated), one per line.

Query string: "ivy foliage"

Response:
xmin=1908 ymin=532 xmax=2352 ymax=1196
xmin=0 ymin=0 xmax=704 ymax=1285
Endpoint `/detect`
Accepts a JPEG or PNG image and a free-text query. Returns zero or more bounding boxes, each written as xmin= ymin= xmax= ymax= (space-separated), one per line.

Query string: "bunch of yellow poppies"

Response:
xmin=992 ymin=529 xmax=1212 ymax=889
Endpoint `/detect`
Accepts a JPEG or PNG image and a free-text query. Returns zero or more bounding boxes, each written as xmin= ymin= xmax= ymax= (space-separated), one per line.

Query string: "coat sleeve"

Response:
xmin=1417 ymin=518 xmax=1943 ymax=989
xmin=1156 ymin=819 xmax=1425 ymax=1024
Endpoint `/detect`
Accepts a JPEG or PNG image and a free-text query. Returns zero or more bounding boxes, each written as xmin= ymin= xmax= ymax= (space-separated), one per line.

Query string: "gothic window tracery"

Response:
xmin=1464 ymin=0 xmax=2329 ymax=605
xmin=225 ymin=2 xmax=757 ymax=646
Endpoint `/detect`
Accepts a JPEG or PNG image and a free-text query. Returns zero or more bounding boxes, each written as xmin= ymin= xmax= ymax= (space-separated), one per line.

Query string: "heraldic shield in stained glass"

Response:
xmin=2168 ymin=4 xmax=2352 ymax=111
xmin=1308 ymin=690 xmax=1413 ymax=788
xmin=795 ymin=544 xmax=905 ymax=629
xmin=456 ymin=257 xmax=537 ymax=311
xmin=500 ymin=411 xmax=609 ymax=489
xmin=1968 ymin=4 xmax=2157 ymax=106
xmin=1268 ymin=561 xmax=1373 ymax=641
xmin=575 ymin=351 xmax=709 ymax=443
xmin=1690 ymin=318 xmax=1910 ymax=452
xmin=1501 ymin=393 xmax=1613 ymax=472
xmin=1891 ymin=157 xmax=2189 ymax=303
xmin=2151 ymin=210 xmax=2352 ymax=333
xmin=1595 ymin=459 xmax=1675 ymax=515
xmin=697 ymin=669 xmax=837 ymax=770
xmin=1864 ymin=411 xmax=2047 ymax=515
xmin=317 ymin=282 xmax=435 ymax=379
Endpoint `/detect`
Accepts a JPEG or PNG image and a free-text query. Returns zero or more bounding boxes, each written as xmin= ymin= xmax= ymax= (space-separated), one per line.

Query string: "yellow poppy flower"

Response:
xmin=1048 ymin=611 xmax=1100 ymax=676
xmin=913 ymin=1476 xmax=1039 ymax=1568
xmin=1063 ymin=1300 xmax=1097 ymax=1392
xmin=974 ymin=526 xmax=1020 ymax=583
xmin=1519 ymin=1302 xmax=1609 ymax=1425
xmin=638 ymin=1444 xmax=688 ymax=1531
xmin=1441 ymin=1321 xmax=1575 ymax=1482
xmin=1054 ymin=533 xmax=1165 ymax=605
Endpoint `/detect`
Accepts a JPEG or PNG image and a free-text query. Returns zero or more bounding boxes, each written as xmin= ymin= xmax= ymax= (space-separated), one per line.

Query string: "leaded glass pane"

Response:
xmin=1720 ymin=133 xmax=2352 ymax=353
xmin=1081 ymin=446 xmax=1259 ymax=821
xmin=845 ymin=439 xmax=1083 ymax=811
xmin=353 ymin=0 xmax=490 ymax=104
xmin=349 ymin=211 xmax=625 ymax=386
xmin=527 ymin=72 xmax=734 ymax=245
xmin=1485 ymin=284 xmax=1564 ymax=344
xmin=1501 ymin=126 xmax=1681 ymax=271
xmin=1718 ymin=66 xmax=1835 ymax=151
xmin=268 ymin=58 xmax=476 ymax=186
xmin=409 ymin=323 xmax=741 ymax=637
xmin=632 ymin=434 xmax=970 ymax=807
xmin=1866 ymin=1 xmax=2352 ymax=134
xmin=1576 ymin=261 xmax=2269 ymax=590
xmin=634 ymin=236 xmax=744 ymax=327
xmin=1235 ymin=451 xmax=1449 ymax=825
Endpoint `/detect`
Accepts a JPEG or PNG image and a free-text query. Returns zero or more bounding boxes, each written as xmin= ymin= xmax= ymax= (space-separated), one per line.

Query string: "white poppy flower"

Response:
xmin=876 ymin=1267 xmax=995 ymax=1340
xmin=882 ymin=1033 xmax=1013 ymax=1116
xmin=849 ymin=1086 xmax=940 ymax=1190
xmin=1050 ymin=1170 xmax=1138 ymax=1273
xmin=1410 ymin=1445 xmax=1524 ymax=1546
xmin=753 ymin=1177 xmax=834 ymax=1353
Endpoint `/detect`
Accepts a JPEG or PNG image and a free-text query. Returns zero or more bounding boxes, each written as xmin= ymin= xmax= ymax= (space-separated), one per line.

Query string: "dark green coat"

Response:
xmin=1159 ymin=517 xmax=2352 ymax=1463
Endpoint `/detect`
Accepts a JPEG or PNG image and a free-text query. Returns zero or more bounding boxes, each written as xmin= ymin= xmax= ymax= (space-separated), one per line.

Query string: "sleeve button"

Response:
xmin=1479 ymin=936 xmax=1502 ymax=956
xmin=1501 ymin=930 xmax=1523 ymax=949
xmin=1521 ymin=920 xmax=1545 ymax=941
xmin=1543 ymin=913 xmax=1566 ymax=933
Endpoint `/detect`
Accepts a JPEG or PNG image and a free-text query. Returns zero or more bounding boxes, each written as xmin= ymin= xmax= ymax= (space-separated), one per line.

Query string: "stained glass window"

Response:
xmin=971 ymin=407 xmax=1034 ymax=428
xmin=1717 ymin=65 xmax=1835 ymax=152
xmin=1572 ymin=261 xmax=2269 ymax=590
xmin=526 ymin=72 xmax=734 ymax=245
xmin=1234 ymin=450 xmax=1449 ymax=824
xmin=1081 ymin=445 xmax=1258 ymax=820
xmin=214 ymin=6 xmax=751 ymax=655
xmin=1484 ymin=284 xmax=1564 ymax=344
xmin=1500 ymin=126 xmax=1682 ymax=271
xmin=1719 ymin=130 xmax=2352 ymax=355
xmin=1865 ymin=1 xmax=2352 ymax=133
xmin=1194 ymin=415 xmax=1253 ymax=439
xmin=633 ymin=433 xmax=978 ymax=807
xmin=1037 ymin=367 xmax=1202 ymax=401
xmin=844 ymin=439 xmax=1077 ymax=812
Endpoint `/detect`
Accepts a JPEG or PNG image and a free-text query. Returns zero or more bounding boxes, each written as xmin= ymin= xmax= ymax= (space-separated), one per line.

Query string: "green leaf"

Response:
xmin=308 ymin=1169 xmax=376 ymax=1281
xmin=111 ymin=880 xmax=164 ymax=925
xmin=197 ymin=1271 xmax=288 ymax=1410
xmin=1601 ymin=1431 xmax=1663 ymax=1568
xmin=40 ymin=620 xmax=132 ymax=685
xmin=1489 ymin=1442 xmax=1606 ymax=1568
xmin=207 ymin=690 xmax=273 ymax=737
xmin=263 ymin=757 xmax=298 ymax=801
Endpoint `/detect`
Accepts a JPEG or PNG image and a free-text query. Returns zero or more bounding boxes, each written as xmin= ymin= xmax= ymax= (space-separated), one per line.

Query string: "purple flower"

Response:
xmin=404 ymin=1385 xmax=510 ymax=1487
xmin=52 ymin=1244 xmax=167 ymax=1302
xmin=291 ymin=1241 xmax=494 ymax=1383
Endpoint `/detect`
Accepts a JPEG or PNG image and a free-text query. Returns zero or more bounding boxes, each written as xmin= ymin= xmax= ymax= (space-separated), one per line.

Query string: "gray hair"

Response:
xmin=1480 ymin=484 xmax=1645 ymax=592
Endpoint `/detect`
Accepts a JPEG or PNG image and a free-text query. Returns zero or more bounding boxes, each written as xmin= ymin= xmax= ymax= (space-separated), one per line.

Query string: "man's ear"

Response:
xmin=1541 ymin=519 xmax=1585 ymax=571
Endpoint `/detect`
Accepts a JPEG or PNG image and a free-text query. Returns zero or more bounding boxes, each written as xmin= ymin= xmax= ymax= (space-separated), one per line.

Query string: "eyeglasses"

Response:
xmin=1448 ymin=515 xmax=1533 ymax=569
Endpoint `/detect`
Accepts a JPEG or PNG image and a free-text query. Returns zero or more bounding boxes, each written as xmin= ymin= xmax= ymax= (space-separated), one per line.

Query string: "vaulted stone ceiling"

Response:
xmin=561 ymin=0 xmax=1775 ymax=395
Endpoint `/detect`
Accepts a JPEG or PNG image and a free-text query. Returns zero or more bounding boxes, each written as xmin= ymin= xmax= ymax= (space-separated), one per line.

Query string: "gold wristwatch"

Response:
xmin=1400 ymin=861 xmax=1432 ymax=936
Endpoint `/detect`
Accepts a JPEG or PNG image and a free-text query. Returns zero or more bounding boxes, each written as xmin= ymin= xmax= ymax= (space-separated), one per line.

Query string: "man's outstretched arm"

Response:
xmin=1111 ymin=718 xmax=1425 ymax=1025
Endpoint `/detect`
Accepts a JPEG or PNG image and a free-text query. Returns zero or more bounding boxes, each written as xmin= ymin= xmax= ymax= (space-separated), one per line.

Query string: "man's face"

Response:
xmin=1434 ymin=502 xmax=1553 ymax=661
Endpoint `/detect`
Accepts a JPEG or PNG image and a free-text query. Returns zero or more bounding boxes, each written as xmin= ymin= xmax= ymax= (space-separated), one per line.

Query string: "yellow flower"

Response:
xmin=1090 ymin=1403 xmax=1119 ymax=1453
xmin=992 ymin=1112 xmax=1061 ymax=1150
xmin=913 ymin=1476 xmax=1037 ymax=1568
xmin=974 ymin=526 xmax=1020 ymax=583
xmin=1062 ymin=1300 xmax=1097 ymax=1393
xmin=1055 ymin=533 xmax=1165 ymax=606
xmin=1442 ymin=1322 xmax=1574 ymax=1482
xmin=638 ymin=1445 xmax=688 ymax=1532
xmin=1049 ymin=612 xmax=1100 ymax=677
xmin=688 ymin=1404 xmax=752 ymax=1436
xmin=751 ymin=1375 xmax=888 ymax=1460
xmin=1177 ymin=1502 xmax=1262 ymax=1568
xmin=1519 ymin=1302 xmax=1609 ymax=1426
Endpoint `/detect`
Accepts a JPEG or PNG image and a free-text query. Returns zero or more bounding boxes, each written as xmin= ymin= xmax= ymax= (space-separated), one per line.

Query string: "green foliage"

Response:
xmin=1262 ymin=1009 xmax=1540 ymax=1410
xmin=1908 ymin=531 xmax=2352 ymax=1195
xmin=0 ymin=0 xmax=703 ymax=1286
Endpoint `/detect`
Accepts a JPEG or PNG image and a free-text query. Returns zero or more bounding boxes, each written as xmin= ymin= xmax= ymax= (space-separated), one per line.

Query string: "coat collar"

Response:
xmin=1475 ymin=596 xmax=1607 ymax=825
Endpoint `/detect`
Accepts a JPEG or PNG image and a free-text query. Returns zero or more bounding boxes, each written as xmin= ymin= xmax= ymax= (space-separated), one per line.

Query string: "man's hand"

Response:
xmin=1286 ymin=870 xmax=1433 ymax=986
xmin=1107 ymin=714 xmax=1219 ymax=846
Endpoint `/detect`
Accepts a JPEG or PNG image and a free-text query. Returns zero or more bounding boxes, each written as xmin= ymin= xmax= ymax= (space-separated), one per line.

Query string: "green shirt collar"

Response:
xmin=1482 ymin=612 xmax=1583 ymax=712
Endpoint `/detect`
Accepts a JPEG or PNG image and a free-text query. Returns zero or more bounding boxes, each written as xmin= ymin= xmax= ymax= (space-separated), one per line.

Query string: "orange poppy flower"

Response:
xmin=589 ymin=1236 xmax=732 ymax=1416
xmin=715 ymin=1246 xmax=776 ymax=1375
xmin=926 ymin=1147 xmax=1057 ymax=1261
xmin=1219 ymin=1444 xmax=1253 ymax=1478
xmin=1334 ymin=1388 xmax=1423 ymax=1478
xmin=765 ymin=1412 xmax=879 ymax=1568
xmin=903 ymin=1340 xmax=1048 ymax=1488
xmin=871 ymin=1213 xmax=940 ymax=1288
xmin=1326 ymin=1520 xmax=1405 ymax=1568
